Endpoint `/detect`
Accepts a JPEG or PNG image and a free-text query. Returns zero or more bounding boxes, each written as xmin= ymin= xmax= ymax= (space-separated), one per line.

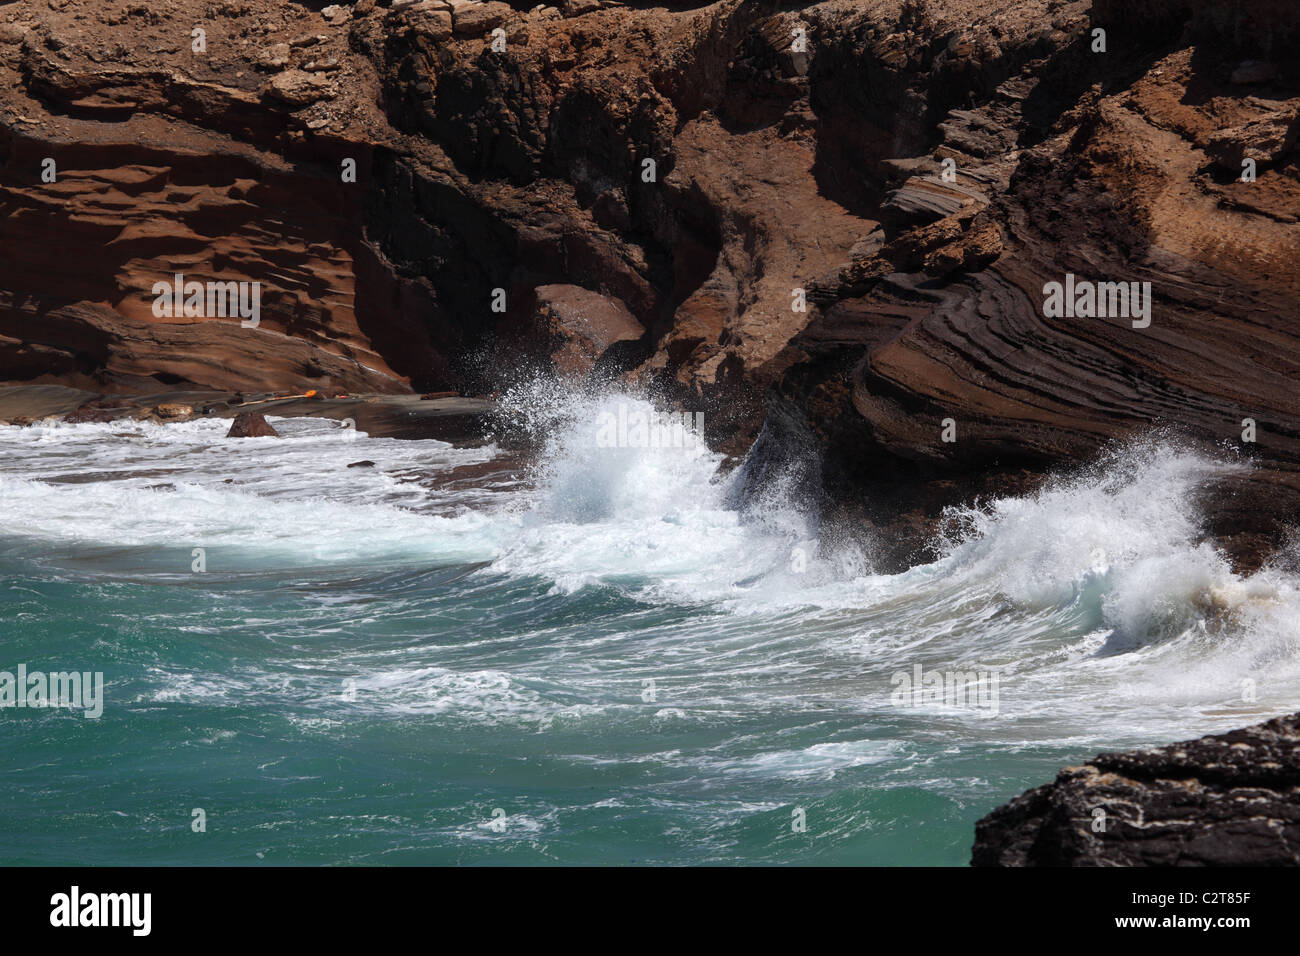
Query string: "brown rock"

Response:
xmin=561 ymin=0 xmax=601 ymax=16
xmin=265 ymin=69 xmax=335 ymax=107
xmin=403 ymin=7 xmax=452 ymax=39
xmin=226 ymin=412 xmax=280 ymax=438
xmin=64 ymin=407 xmax=122 ymax=424
xmin=1205 ymin=106 xmax=1300 ymax=170
xmin=153 ymin=403 xmax=194 ymax=421
xmin=258 ymin=43 xmax=291 ymax=69
xmin=64 ymin=396 xmax=137 ymax=423
xmin=453 ymin=1 xmax=510 ymax=37
xmin=533 ymin=284 xmax=644 ymax=378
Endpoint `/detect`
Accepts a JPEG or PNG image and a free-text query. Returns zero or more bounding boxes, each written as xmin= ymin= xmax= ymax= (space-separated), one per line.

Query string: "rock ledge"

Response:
xmin=972 ymin=712 xmax=1300 ymax=866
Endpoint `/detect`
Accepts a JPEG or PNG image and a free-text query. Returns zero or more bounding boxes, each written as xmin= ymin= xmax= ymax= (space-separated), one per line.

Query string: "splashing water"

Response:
xmin=1 ymin=390 xmax=1297 ymax=864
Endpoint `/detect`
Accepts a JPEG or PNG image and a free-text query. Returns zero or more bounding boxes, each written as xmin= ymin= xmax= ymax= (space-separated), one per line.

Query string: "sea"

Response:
xmin=2 ymin=385 xmax=1297 ymax=865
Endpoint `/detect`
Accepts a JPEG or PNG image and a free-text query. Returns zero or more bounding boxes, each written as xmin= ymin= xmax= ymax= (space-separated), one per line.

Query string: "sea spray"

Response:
xmin=3 ymin=408 xmax=1300 ymax=864
xmin=487 ymin=380 xmax=862 ymax=600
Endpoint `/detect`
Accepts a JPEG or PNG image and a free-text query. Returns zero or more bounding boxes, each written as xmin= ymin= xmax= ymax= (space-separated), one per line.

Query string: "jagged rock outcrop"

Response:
xmin=972 ymin=712 xmax=1300 ymax=866
xmin=0 ymin=0 xmax=1297 ymax=569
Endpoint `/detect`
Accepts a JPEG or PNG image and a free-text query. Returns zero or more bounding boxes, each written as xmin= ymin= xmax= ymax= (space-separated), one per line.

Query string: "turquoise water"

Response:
xmin=2 ymin=394 xmax=1296 ymax=865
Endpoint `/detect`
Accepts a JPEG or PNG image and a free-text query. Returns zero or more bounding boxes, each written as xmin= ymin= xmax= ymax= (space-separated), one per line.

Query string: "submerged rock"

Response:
xmin=226 ymin=412 xmax=280 ymax=438
xmin=64 ymin=397 xmax=138 ymax=423
xmin=64 ymin=408 xmax=121 ymax=424
xmin=972 ymin=712 xmax=1300 ymax=866
xmin=64 ymin=405 xmax=120 ymax=424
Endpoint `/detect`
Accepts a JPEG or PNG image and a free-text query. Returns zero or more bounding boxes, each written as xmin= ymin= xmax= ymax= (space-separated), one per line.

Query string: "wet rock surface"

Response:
xmin=226 ymin=411 xmax=280 ymax=438
xmin=972 ymin=712 xmax=1300 ymax=866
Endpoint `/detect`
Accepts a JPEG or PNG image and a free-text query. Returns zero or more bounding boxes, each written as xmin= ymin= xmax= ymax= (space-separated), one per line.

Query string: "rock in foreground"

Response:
xmin=226 ymin=412 xmax=279 ymax=438
xmin=972 ymin=713 xmax=1300 ymax=866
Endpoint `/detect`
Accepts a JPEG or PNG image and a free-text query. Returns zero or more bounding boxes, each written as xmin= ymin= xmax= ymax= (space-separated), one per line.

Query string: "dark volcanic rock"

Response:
xmin=972 ymin=712 xmax=1300 ymax=866
xmin=226 ymin=412 xmax=279 ymax=438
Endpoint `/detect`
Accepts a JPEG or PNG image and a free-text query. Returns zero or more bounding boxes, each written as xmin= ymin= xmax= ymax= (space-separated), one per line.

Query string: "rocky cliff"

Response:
xmin=1 ymin=0 xmax=1298 ymax=570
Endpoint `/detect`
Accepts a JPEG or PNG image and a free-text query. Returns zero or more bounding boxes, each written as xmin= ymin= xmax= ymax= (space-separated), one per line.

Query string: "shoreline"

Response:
xmin=0 ymin=384 xmax=496 ymax=444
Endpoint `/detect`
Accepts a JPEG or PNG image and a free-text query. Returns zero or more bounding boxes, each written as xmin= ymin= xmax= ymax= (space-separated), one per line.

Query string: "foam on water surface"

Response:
xmin=2 ymin=390 xmax=1298 ymax=863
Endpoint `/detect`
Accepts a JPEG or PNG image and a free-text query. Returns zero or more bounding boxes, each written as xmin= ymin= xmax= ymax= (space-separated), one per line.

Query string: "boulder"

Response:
xmin=64 ymin=397 xmax=137 ymax=423
xmin=265 ymin=69 xmax=335 ymax=107
xmin=226 ymin=412 xmax=280 ymax=438
xmin=453 ymin=1 xmax=511 ymax=37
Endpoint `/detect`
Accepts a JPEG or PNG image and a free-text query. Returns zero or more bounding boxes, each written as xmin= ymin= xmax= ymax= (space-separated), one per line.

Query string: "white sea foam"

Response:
xmin=3 ymin=391 xmax=1299 ymax=746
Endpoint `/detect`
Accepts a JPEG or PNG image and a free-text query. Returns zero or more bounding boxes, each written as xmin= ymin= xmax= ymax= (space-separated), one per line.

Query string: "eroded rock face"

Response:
xmin=0 ymin=0 xmax=451 ymax=397
xmin=0 ymin=0 xmax=1297 ymax=570
xmin=972 ymin=712 xmax=1300 ymax=866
